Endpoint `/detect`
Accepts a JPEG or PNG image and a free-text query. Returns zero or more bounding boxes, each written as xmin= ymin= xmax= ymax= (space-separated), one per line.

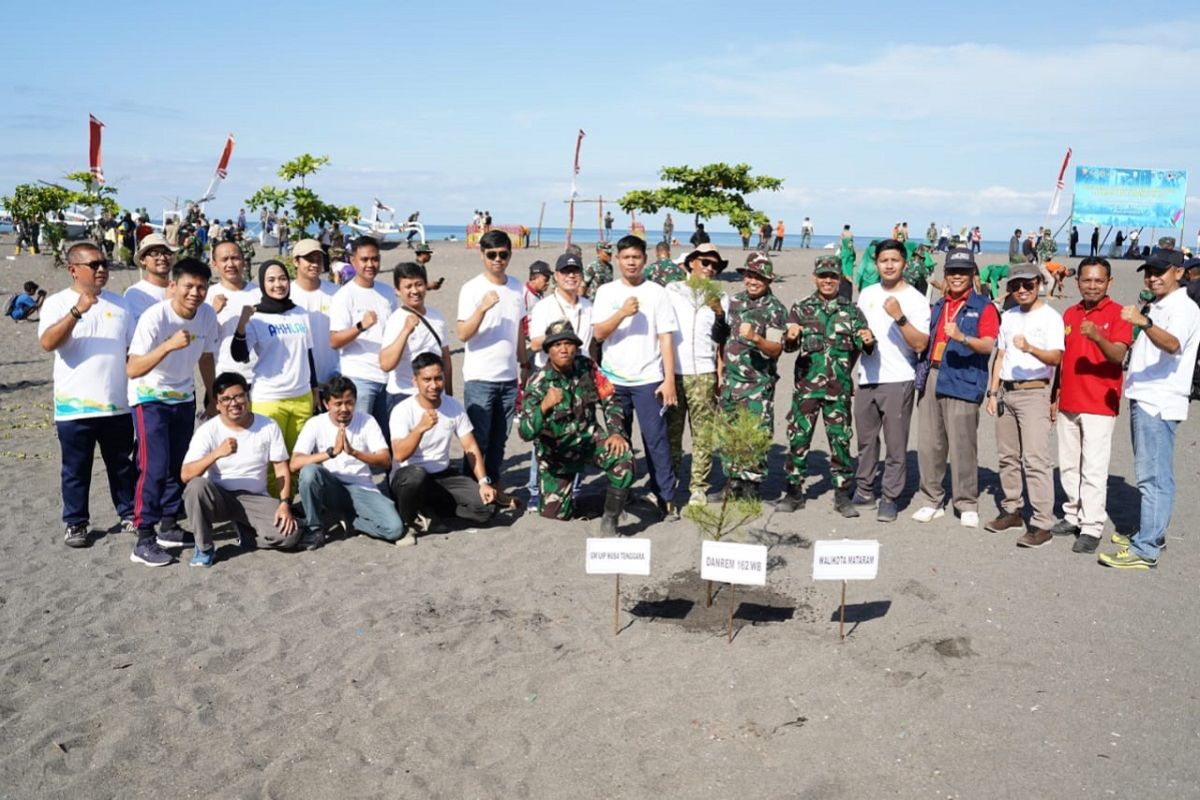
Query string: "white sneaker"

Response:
xmin=911 ymin=506 xmax=945 ymax=523
xmin=960 ymin=511 xmax=980 ymax=528
xmin=688 ymin=491 xmax=707 ymax=507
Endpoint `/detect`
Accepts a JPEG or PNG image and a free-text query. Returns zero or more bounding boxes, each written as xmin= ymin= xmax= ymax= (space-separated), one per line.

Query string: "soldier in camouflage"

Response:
xmin=721 ymin=253 xmax=789 ymax=498
xmin=778 ymin=256 xmax=874 ymax=515
xmin=1036 ymin=229 xmax=1057 ymax=266
xmin=644 ymin=240 xmax=686 ymax=286
xmin=518 ymin=320 xmax=633 ymax=532
xmin=581 ymin=241 xmax=614 ymax=300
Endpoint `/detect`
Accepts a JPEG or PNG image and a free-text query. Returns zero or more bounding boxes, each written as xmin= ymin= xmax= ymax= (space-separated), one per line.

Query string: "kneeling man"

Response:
xmin=182 ymin=372 xmax=299 ymax=566
xmin=292 ymin=375 xmax=407 ymax=548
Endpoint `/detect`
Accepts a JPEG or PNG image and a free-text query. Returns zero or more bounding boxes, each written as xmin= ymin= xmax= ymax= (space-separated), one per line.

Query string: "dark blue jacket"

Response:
xmin=915 ymin=291 xmax=992 ymax=403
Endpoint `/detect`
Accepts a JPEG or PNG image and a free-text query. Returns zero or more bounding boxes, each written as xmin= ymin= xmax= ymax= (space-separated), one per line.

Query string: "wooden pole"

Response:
xmin=705 ymin=580 xmax=713 ymax=609
xmin=567 ymin=197 xmax=576 ymax=249
xmin=613 ymin=574 xmax=620 ymax=636
xmin=839 ymin=580 xmax=847 ymax=641
xmin=536 ymin=202 xmax=545 ymax=249
xmin=727 ymin=584 xmax=736 ymax=643
xmin=598 ymin=195 xmax=604 ymax=242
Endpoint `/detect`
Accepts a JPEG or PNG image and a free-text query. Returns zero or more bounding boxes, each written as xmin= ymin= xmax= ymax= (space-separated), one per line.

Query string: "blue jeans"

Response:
xmin=297 ymin=464 xmax=404 ymax=541
xmin=462 ymin=379 xmax=516 ymax=484
xmin=56 ymin=414 xmax=136 ymax=525
xmin=349 ymin=378 xmax=390 ymax=442
xmin=1130 ymin=400 xmax=1178 ymax=560
xmin=614 ymin=382 xmax=677 ymax=503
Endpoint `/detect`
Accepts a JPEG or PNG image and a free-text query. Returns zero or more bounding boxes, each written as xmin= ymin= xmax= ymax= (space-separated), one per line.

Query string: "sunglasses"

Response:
xmin=70 ymin=259 xmax=109 ymax=270
xmin=483 ymin=250 xmax=511 ymax=261
xmin=1007 ymin=279 xmax=1038 ymax=292
xmin=694 ymin=258 xmax=721 ymax=268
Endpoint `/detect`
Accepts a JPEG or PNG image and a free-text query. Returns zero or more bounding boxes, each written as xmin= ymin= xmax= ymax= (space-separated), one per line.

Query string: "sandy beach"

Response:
xmin=1 ymin=237 xmax=1198 ymax=799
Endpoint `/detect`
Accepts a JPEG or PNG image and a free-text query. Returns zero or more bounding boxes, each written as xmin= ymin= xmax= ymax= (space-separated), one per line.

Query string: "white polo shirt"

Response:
xmin=997 ymin=303 xmax=1065 ymax=382
xmin=1125 ymin=287 xmax=1200 ymax=420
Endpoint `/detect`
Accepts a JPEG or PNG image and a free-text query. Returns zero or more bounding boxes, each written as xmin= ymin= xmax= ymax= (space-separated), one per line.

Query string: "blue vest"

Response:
xmin=916 ymin=291 xmax=991 ymax=403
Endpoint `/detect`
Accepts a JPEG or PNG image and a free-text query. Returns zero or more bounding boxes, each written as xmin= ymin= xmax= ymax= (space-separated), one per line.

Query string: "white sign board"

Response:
xmin=585 ymin=538 xmax=652 ymax=576
xmin=812 ymin=539 xmax=880 ymax=581
xmin=700 ymin=540 xmax=768 ymax=586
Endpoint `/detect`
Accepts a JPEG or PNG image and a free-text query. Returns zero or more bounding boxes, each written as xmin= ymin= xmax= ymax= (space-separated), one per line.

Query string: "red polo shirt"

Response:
xmin=1059 ymin=297 xmax=1133 ymax=416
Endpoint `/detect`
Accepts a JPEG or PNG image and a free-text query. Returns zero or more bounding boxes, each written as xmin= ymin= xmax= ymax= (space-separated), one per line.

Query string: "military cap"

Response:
xmin=738 ymin=257 xmax=775 ymax=282
xmin=1158 ymin=236 xmax=1176 ymax=249
xmin=813 ymin=255 xmax=841 ymax=276
xmin=596 ymin=241 xmax=613 ymax=252
xmin=414 ymin=242 xmax=433 ymax=254
xmin=542 ymin=319 xmax=584 ymax=352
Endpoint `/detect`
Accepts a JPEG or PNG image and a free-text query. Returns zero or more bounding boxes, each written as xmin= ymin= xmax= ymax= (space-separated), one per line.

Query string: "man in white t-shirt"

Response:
xmin=38 ymin=242 xmax=137 ymax=548
xmin=181 ymin=372 xmax=299 ymax=566
xmin=389 ymin=352 xmax=511 ymax=534
xmin=124 ymin=232 xmax=175 ymax=322
xmin=125 ymin=257 xmax=220 ymax=566
xmin=290 ymin=238 xmax=340 ymax=383
xmin=381 ymin=261 xmax=452 ymax=407
xmin=292 ymin=375 xmax=407 ymax=549
xmin=1099 ymin=251 xmax=1200 ymax=569
xmin=329 ymin=236 xmax=396 ymax=438
xmin=205 ymin=240 xmax=259 ymax=383
xmin=984 ymin=263 xmax=1064 ymax=546
xmin=852 ymin=238 xmax=931 ymax=522
xmin=456 ymin=230 xmax=527 ymax=485
xmin=593 ymin=235 xmax=681 ymax=517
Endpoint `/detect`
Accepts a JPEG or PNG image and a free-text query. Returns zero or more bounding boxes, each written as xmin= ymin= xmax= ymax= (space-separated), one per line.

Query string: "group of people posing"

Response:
xmin=37 ymin=225 xmax=1199 ymax=572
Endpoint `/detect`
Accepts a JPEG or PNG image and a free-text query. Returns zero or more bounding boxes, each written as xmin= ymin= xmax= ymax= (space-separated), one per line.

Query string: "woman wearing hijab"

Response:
xmin=232 ymin=260 xmax=319 ymax=461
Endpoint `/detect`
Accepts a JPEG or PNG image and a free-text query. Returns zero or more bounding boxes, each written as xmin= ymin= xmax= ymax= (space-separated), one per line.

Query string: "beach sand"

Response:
xmin=1 ymin=238 xmax=1197 ymax=798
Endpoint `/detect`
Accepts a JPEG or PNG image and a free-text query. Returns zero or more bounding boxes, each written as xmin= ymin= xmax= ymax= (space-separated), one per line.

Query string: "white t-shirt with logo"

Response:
xmin=38 ymin=288 xmax=134 ymax=421
xmin=205 ymin=282 xmax=259 ymax=381
xmin=998 ymin=303 xmax=1065 ymax=382
xmin=457 ymin=273 xmax=524 ymax=382
xmin=389 ymin=394 xmax=473 ymax=473
xmin=592 ymin=278 xmax=679 ymax=386
xmin=291 ymin=280 xmax=339 ymax=382
xmin=293 ymin=411 xmax=388 ymax=491
xmin=184 ymin=414 xmax=288 ymax=494
xmin=329 ymin=280 xmax=396 ymax=384
xmin=243 ymin=307 xmax=313 ymax=401
xmin=382 ymin=306 xmax=447 ymax=395
xmin=127 ymin=300 xmax=220 ymax=405
xmin=124 ymin=279 xmax=167 ymax=322
xmin=528 ymin=291 xmax=593 ymax=368
xmin=667 ymin=281 xmax=728 ymax=376
xmin=1125 ymin=287 xmax=1200 ymax=421
xmin=856 ymin=283 xmax=932 ymax=385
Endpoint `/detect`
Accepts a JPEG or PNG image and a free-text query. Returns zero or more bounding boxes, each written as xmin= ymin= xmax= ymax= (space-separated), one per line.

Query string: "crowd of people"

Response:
xmin=34 ymin=226 xmax=1200 ymax=572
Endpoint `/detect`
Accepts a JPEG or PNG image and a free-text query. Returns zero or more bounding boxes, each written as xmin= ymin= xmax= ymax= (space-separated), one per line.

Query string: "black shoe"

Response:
xmin=1051 ymin=519 xmax=1082 ymax=537
xmin=725 ymin=479 xmax=745 ymax=501
xmin=657 ymin=496 xmax=680 ymax=521
xmin=601 ymin=486 xmax=630 ymax=535
xmin=300 ymin=529 xmax=326 ymax=551
xmin=850 ymin=490 xmax=877 ymax=508
xmin=834 ymin=490 xmax=860 ymax=518
xmin=774 ymin=485 xmax=805 ymax=513
xmin=877 ymin=498 xmax=898 ymax=523
xmin=64 ymin=522 xmax=90 ymax=548
xmin=1072 ymin=534 xmax=1100 ymax=554
xmin=156 ymin=525 xmax=195 ymax=549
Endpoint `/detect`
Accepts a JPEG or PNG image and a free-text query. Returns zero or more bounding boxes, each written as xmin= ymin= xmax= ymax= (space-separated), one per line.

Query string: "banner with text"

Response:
xmin=1071 ymin=166 xmax=1187 ymax=229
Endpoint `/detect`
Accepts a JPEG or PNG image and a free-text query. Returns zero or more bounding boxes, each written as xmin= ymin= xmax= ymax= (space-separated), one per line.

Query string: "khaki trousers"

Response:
xmin=915 ymin=368 xmax=982 ymax=513
xmin=1056 ymin=410 xmax=1116 ymax=539
xmin=994 ymin=384 xmax=1055 ymax=529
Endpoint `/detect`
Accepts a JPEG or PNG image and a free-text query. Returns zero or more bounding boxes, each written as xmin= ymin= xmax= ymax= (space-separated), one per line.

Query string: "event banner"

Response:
xmin=1071 ymin=166 xmax=1187 ymax=229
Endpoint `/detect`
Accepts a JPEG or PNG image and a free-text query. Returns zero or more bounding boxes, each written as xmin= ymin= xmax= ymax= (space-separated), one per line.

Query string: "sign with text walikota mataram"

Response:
xmin=1071 ymin=166 xmax=1187 ymax=229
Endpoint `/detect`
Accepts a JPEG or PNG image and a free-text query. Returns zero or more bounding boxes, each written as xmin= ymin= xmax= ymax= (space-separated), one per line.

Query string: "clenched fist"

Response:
xmin=540 ymin=385 xmax=564 ymax=412
xmin=360 ymin=310 xmax=378 ymax=330
xmin=215 ymin=436 xmax=238 ymax=458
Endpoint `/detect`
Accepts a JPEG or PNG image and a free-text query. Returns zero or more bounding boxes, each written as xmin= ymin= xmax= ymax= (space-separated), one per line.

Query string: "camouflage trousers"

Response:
xmin=666 ymin=372 xmax=718 ymax=495
xmin=786 ymin=394 xmax=854 ymax=490
xmin=721 ymin=376 xmax=776 ymax=481
xmin=536 ymin=432 xmax=634 ymax=521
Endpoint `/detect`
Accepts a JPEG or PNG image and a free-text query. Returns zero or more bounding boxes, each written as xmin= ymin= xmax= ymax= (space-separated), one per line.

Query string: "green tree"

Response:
xmin=64 ymin=171 xmax=120 ymax=217
xmin=245 ymin=154 xmax=358 ymax=246
xmin=618 ymin=162 xmax=782 ymax=234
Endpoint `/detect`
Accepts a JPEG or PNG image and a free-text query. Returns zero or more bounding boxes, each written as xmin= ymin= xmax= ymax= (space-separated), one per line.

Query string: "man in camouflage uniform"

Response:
xmin=235 ymin=228 xmax=256 ymax=273
xmin=518 ymin=320 xmax=633 ymax=532
xmin=721 ymin=253 xmax=789 ymax=498
xmin=644 ymin=240 xmax=686 ymax=286
xmin=777 ymin=255 xmax=873 ymax=515
xmin=903 ymin=243 xmax=936 ymax=296
xmin=581 ymin=241 xmax=614 ymax=300
xmin=1036 ymin=229 xmax=1058 ymax=267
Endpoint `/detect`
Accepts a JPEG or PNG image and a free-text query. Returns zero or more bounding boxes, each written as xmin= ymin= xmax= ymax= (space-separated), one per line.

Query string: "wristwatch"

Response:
xmin=895 ymin=314 xmax=908 ymax=327
xmin=479 ymin=476 xmax=493 ymax=485
xmin=325 ymin=446 xmax=336 ymax=458
xmin=355 ymin=321 xmax=364 ymax=332
xmin=1142 ymin=317 xmax=1155 ymax=330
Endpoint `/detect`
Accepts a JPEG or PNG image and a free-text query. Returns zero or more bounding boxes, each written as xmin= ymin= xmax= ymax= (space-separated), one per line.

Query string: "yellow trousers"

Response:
xmin=253 ymin=391 xmax=314 ymax=497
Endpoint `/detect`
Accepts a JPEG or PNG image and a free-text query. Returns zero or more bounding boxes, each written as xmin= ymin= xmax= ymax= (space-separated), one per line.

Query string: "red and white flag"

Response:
xmin=89 ymin=114 xmax=105 ymax=183
xmin=1047 ymin=147 xmax=1072 ymax=215
xmin=215 ymin=134 xmax=235 ymax=179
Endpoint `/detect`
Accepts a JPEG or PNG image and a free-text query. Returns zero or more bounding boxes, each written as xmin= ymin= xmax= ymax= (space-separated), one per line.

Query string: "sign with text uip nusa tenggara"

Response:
xmin=812 ymin=539 xmax=881 ymax=581
xmin=585 ymin=538 xmax=651 ymax=576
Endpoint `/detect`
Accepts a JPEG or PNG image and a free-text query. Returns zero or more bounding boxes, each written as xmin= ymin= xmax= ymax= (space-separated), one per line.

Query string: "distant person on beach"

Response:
xmin=483 ymin=211 xmax=492 ymax=232
xmin=1069 ymin=226 xmax=1079 ymax=257
xmin=970 ymin=226 xmax=982 ymax=254
xmin=124 ymin=233 xmax=176 ymax=322
xmin=405 ymin=211 xmax=420 ymax=248
xmin=413 ymin=242 xmax=444 ymax=290
xmin=290 ymin=239 xmax=340 ymax=383
xmin=292 ymin=375 xmax=407 ymax=550
xmin=1022 ymin=233 xmax=1036 ymax=263
xmin=838 ymin=225 xmax=856 ymax=301
xmin=937 ymin=225 xmax=950 ymax=252
xmin=604 ymin=211 xmax=614 ymax=241
xmin=772 ymin=220 xmax=785 ymax=252
xmin=739 ymin=226 xmax=751 ymax=250
xmin=644 ymin=240 xmax=685 ymax=286
xmin=1090 ymin=227 xmax=1100 ymax=257
xmin=663 ymin=213 xmax=674 ymax=245
xmin=8 ymin=281 xmax=46 ymax=321
xmin=1099 ymin=250 xmax=1200 ymax=569
xmin=237 ymin=209 xmax=246 ymax=231
xmin=801 ymin=217 xmax=814 ymax=249
xmin=38 ymin=242 xmax=136 ymax=548
xmin=926 ymin=222 xmax=938 ymax=246
xmin=689 ymin=223 xmax=710 ymax=247
xmin=1112 ymin=230 xmax=1125 ymax=258
xmin=1008 ymin=229 xmax=1022 ymax=264
xmin=125 ymin=257 xmax=220 ymax=566
xmin=582 ymin=241 xmax=614 ymax=300
xmin=456 ymin=229 xmax=526 ymax=486
xmin=758 ymin=220 xmax=772 ymax=252
xmin=181 ymin=371 xmax=299 ymax=567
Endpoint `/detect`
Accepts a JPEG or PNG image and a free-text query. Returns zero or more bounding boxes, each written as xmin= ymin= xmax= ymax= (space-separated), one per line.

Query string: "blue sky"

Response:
xmin=4 ymin=1 xmax=1199 ymax=239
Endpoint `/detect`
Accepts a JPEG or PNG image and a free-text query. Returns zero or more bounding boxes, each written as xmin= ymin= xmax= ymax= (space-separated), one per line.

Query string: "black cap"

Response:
xmin=528 ymin=260 xmax=552 ymax=279
xmin=1137 ymin=250 xmax=1184 ymax=272
xmin=542 ymin=319 xmax=583 ymax=352
xmin=555 ymin=252 xmax=583 ymax=272
xmin=944 ymin=247 xmax=977 ymax=272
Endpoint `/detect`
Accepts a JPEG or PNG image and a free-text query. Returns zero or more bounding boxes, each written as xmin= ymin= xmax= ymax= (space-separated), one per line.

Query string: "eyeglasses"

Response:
xmin=145 ymin=249 xmax=172 ymax=259
xmin=216 ymin=392 xmax=249 ymax=406
xmin=70 ymin=259 xmax=109 ymax=270
xmin=483 ymin=250 xmax=511 ymax=261
xmin=1007 ymin=279 xmax=1038 ymax=292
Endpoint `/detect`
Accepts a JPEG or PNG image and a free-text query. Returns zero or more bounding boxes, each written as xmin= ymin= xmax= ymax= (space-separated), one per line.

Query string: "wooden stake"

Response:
xmin=839 ymin=580 xmax=847 ymax=641
xmin=727 ymin=583 xmax=736 ymax=643
xmin=613 ymin=574 xmax=620 ymax=636
xmin=705 ymin=579 xmax=713 ymax=609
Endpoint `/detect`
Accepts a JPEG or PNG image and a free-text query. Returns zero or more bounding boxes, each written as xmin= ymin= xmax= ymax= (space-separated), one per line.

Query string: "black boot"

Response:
xmin=834 ymin=488 xmax=860 ymax=518
xmin=775 ymin=484 xmax=805 ymax=513
xmin=600 ymin=486 xmax=629 ymax=536
xmin=726 ymin=479 xmax=744 ymax=501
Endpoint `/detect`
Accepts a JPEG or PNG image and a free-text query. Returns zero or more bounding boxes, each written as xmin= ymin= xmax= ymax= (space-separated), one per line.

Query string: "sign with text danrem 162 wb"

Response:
xmin=1071 ymin=166 xmax=1187 ymax=229
xmin=585 ymin=538 xmax=651 ymax=576
xmin=812 ymin=539 xmax=881 ymax=581
xmin=700 ymin=540 xmax=768 ymax=587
